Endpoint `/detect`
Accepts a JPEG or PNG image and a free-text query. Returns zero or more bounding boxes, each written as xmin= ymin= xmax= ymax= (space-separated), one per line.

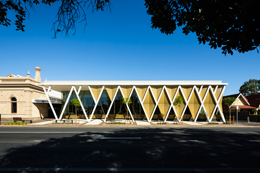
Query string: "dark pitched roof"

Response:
xmin=223 ymin=93 xmax=249 ymax=103
xmin=232 ymin=105 xmax=256 ymax=109
xmin=245 ymin=93 xmax=260 ymax=108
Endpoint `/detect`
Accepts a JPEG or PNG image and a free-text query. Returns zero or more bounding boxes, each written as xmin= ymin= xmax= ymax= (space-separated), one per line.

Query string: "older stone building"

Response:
xmin=0 ymin=67 xmax=61 ymax=120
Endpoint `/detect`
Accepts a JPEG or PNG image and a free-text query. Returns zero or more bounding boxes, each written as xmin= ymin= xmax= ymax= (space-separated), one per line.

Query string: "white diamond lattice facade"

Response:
xmin=40 ymin=81 xmax=228 ymax=122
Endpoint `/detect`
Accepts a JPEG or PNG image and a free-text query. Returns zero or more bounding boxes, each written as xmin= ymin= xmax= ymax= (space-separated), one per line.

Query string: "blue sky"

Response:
xmin=0 ymin=0 xmax=259 ymax=95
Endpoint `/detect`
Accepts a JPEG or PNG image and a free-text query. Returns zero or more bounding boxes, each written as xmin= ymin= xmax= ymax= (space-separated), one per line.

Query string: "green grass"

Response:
xmin=4 ymin=122 xmax=27 ymax=125
xmin=106 ymin=121 xmax=126 ymax=124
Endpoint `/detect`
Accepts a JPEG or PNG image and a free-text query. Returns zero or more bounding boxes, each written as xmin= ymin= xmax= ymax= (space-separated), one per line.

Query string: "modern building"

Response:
xmin=0 ymin=67 xmax=228 ymax=122
xmin=40 ymin=81 xmax=228 ymax=122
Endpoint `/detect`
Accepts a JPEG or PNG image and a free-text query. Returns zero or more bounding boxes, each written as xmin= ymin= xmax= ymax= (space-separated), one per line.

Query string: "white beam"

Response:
xmin=73 ymin=86 xmax=89 ymax=121
xmin=89 ymin=86 xmax=105 ymax=121
xmin=42 ymin=85 xmax=58 ymax=120
xmin=104 ymin=86 xmax=120 ymax=122
xmin=58 ymin=86 xmax=74 ymax=120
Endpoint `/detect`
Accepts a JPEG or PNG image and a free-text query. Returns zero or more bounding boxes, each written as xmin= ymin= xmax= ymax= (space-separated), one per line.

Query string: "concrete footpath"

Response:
xmin=0 ymin=119 xmax=259 ymax=127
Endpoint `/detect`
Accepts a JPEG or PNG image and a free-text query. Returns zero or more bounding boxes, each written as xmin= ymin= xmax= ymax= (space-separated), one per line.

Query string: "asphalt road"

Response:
xmin=0 ymin=126 xmax=260 ymax=172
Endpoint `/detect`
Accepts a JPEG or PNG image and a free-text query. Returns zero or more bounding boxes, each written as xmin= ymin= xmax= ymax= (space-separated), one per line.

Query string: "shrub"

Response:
xmin=4 ymin=122 xmax=27 ymax=125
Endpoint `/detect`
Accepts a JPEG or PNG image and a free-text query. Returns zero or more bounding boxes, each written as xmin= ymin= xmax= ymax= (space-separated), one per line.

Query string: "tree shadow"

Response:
xmin=0 ymin=127 xmax=260 ymax=170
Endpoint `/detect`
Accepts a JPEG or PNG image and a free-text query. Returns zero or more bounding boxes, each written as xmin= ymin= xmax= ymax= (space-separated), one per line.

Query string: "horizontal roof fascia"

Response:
xmin=38 ymin=81 xmax=228 ymax=92
xmin=39 ymin=81 xmax=228 ymax=86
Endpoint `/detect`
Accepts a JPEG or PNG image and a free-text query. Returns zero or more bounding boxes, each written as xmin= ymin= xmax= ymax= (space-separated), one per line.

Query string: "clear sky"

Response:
xmin=0 ymin=0 xmax=259 ymax=95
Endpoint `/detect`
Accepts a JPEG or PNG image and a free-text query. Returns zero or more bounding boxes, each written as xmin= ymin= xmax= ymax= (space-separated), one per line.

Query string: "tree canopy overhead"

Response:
xmin=239 ymin=79 xmax=260 ymax=96
xmin=1 ymin=0 xmax=260 ymax=55
xmin=145 ymin=0 xmax=260 ymax=55
xmin=0 ymin=0 xmax=111 ymax=37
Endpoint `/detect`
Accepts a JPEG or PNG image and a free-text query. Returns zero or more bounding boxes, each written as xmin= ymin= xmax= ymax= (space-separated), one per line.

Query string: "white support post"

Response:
xmin=149 ymin=86 xmax=165 ymax=122
xmin=194 ymin=86 xmax=210 ymax=122
xmin=164 ymin=86 xmax=181 ymax=122
xmin=137 ymin=86 xmax=150 ymax=122
xmin=199 ymin=85 xmax=203 ymax=93
xmin=89 ymin=86 xmax=105 ymax=121
xmin=42 ymin=85 xmax=58 ymax=120
xmin=123 ymin=86 xmax=135 ymax=122
xmin=73 ymin=86 xmax=89 ymax=121
xmin=219 ymin=86 xmax=226 ymax=123
xmin=209 ymin=85 xmax=226 ymax=122
xmin=194 ymin=86 xmax=209 ymax=122
xmin=179 ymin=86 xmax=195 ymax=122
xmin=104 ymin=86 xmax=120 ymax=122
xmin=58 ymin=86 xmax=74 ymax=120
xmin=214 ymin=85 xmax=218 ymax=94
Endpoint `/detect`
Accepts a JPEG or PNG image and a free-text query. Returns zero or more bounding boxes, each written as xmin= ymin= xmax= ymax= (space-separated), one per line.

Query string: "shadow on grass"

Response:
xmin=0 ymin=127 xmax=260 ymax=170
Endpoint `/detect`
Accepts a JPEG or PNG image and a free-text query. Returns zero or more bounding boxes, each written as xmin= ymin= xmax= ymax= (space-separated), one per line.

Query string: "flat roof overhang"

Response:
xmin=38 ymin=81 xmax=228 ymax=92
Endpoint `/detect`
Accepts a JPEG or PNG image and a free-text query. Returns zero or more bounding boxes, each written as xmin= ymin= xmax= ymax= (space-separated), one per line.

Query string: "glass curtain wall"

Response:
xmin=107 ymin=90 xmax=132 ymax=119
xmin=62 ymin=90 xmax=95 ymax=119
xmin=93 ymin=89 xmax=111 ymax=119
xmin=129 ymin=90 xmax=146 ymax=120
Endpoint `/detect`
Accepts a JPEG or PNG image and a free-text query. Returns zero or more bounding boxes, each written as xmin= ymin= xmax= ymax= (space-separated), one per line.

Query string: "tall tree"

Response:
xmin=223 ymin=97 xmax=236 ymax=116
xmin=145 ymin=0 xmax=260 ymax=55
xmin=121 ymin=97 xmax=132 ymax=123
xmin=239 ymin=79 xmax=260 ymax=96
xmin=173 ymin=95 xmax=183 ymax=121
xmin=1 ymin=0 xmax=260 ymax=55
xmin=71 ymin=98 xmax=81 ymax=122
xmin=0 ymin=0 xmax=111 ymax=37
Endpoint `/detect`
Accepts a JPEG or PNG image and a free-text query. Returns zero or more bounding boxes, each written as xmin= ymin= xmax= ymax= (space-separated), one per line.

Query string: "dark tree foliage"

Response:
xmin=1 ymin=0 xmax=260 ymax=55
xmin=145 ymin=0 xmax=260 ymax=55
xmin=239 ymin=79 xmax=260 ymax=96
xmin=0 ymin=0 xmax=111 ymax=37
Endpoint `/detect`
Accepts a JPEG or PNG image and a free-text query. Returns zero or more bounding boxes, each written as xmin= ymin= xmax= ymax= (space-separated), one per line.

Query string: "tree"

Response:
xmin=0 ymin=0 xmax=111 ymax=37
xmin=1 ymin=0 xmax=260 ymax=55
xmin=121 ymin=97 xmax=132 ymax=123
xmin=145 ymin=0 xmax=260 ymax=55
xmin=223 ymin=97 xmax=236 ymax=116
xmin=239 ymin=79 xmax=260 ymax=96
xmin=173 ymin=95 xmax=183 ymax=121
xmin=71 ymin=98 xmax=81 ymax=122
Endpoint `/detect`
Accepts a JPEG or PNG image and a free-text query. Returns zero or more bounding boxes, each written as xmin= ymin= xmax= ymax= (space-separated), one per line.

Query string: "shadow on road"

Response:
xmin=0 ymin=128 xmax=260 ymax=170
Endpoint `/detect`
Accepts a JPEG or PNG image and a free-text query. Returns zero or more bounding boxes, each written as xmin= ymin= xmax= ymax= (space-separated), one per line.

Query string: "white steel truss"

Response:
xmin=133 ymin=86 xmax=150 ymax=122
xmin=209 ymin=85 xmax=226 ymax=122
xmin=194 ymin=86 xmax=210 ymax=122
xmin=42 ymin=85 xmax=58 ymax=120
xmin=42 ymin=84 xmax=227 ymax=123
xmin=164 ymin=86 xmax=181 ymax=122
xmin=103 ymin=86 xmax=135 ymax=122
xmin=89 ymin=85 xmax=105 ymax=122
xmin=179 ymin=86 xmax=195 ymax=122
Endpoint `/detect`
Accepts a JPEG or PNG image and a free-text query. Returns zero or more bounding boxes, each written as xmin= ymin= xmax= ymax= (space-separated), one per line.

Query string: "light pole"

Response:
xmin=236 ymin=106 xmax=239 ymax=126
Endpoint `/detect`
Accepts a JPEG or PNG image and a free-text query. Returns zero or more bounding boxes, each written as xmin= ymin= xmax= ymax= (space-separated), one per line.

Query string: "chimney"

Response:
xmin=34 ymin=67 xmax=42 ymax=82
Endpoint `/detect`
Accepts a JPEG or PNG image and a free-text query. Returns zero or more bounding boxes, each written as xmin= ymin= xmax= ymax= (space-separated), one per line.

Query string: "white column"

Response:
xmin=58 ymin=86 xmax=74 ymax=120
xmin=42 ymin=85 xmax=58 ymax=120
xmin=73 ymin=86 xmax=89 ymax=121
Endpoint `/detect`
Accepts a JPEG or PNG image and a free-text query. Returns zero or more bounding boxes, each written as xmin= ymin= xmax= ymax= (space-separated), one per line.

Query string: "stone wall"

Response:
xmin=0 ymin=89 xmax=48 ymax=120
xmin=0 ymin=90 xmax=26 ymax=118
